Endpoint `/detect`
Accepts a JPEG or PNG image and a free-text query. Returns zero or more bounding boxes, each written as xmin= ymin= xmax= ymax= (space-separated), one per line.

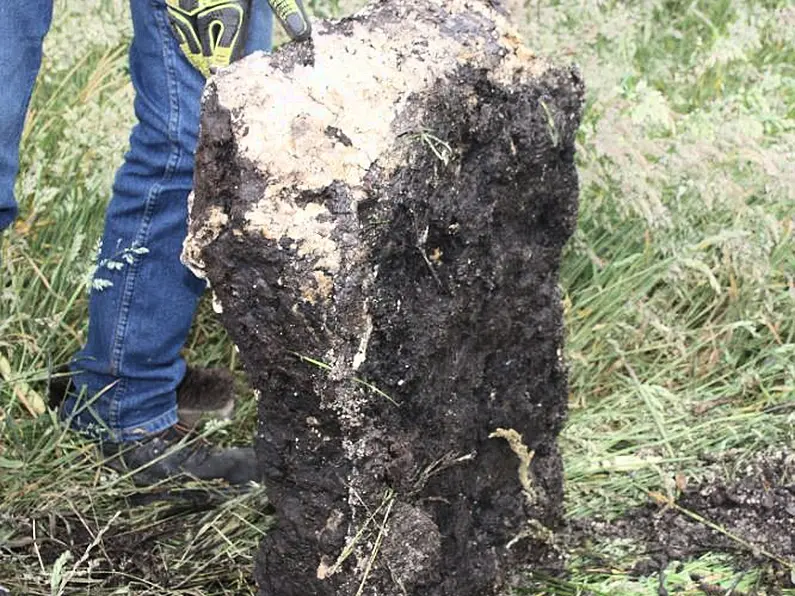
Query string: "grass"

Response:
xmin=1 ymin=0 xmax=793 ymax=593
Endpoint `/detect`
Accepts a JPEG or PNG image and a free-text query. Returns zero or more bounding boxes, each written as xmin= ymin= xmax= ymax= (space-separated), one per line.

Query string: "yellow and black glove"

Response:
xmin=166 ymin=0 xmax=311 ymax=78
xmin=166 ymin=0 xmax=250 ymax=77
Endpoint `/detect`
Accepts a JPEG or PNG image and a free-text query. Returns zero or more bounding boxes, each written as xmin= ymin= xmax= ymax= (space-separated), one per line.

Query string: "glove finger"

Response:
xmin=197 ymin=1 xmax=251 ymax=73
xmin=167 ymin=10 xmax=201 ymax=54
xmin=270 ymin=0 xmax=311 ymax=42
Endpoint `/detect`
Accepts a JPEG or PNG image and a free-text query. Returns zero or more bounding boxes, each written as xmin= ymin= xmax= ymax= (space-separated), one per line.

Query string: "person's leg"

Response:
xmin=64 ymin=0 xmax=273 ymax=442
xmin=0 ymin=1 xmax=55 ymax=233
xmin=246 ymin=0 xmax=275 ymax=56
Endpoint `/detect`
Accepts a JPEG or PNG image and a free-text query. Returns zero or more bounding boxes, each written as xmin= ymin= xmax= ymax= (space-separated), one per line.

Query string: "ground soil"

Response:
xmin=569 ymin=449 xmax=795 ymax=593
xmin=6 ymin=450 xmax=791 ymax=594
xmin=2 ymin=489 xmax=262 ymax=593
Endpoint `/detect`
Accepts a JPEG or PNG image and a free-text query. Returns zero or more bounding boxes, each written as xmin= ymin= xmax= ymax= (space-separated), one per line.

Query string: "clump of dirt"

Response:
xmin=572 ymin=450 xmax=795 ymax=591
xmin=187 ymin=0 xmax=584 ymax=593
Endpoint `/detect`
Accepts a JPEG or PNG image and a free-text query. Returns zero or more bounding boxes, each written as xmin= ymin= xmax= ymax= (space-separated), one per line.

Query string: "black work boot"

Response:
xmin=101 ymin=424 xmax=259 ymax=486
xmin=48 ymin=366 xmax=255 ymax=486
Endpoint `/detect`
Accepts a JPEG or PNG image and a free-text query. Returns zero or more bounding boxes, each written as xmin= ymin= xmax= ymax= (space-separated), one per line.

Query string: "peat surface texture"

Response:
xmin=183 ymin=0 xmax=584 ymax=593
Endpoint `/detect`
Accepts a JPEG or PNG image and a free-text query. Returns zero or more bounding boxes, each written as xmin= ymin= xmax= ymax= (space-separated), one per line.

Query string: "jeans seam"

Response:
xmin=108 ymin=376 xmax=127 ymax=433
xmin=108 ymin=3 xmax=185 ymax=381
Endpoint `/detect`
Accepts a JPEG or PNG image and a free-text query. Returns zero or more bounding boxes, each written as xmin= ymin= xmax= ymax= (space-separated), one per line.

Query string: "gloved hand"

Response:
xmin=166 ymin=0 xmax=311 ymax=78
xmin=166 ymin=0 xmax=251 ymax=77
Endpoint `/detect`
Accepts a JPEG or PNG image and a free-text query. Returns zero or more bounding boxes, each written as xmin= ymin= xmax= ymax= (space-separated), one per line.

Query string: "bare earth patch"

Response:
xmin=570 ymin=450 xmax=795 ymax=592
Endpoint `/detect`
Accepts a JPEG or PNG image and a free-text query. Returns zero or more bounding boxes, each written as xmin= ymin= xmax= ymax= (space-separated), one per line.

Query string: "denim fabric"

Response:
xmin=1 ymin=1 xmax=272 ymax=441
xmin=0 ymin=1 xmax=55 ymax=231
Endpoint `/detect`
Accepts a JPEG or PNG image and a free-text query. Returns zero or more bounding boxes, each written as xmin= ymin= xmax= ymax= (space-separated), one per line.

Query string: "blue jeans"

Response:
xmin=0 ymin=1 xmax=273 ymax=441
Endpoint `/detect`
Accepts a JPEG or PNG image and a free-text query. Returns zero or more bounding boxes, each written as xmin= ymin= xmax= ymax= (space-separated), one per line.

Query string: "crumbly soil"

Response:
xmin=568 ymin=449 xmax=795 ymax=593
xmin=188 ymin=1 xmax=584 ymax=593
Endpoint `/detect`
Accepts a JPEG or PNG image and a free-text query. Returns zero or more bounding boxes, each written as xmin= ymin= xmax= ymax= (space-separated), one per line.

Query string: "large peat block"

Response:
xmin=183 ymin=1 xmax=584 ymax=594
